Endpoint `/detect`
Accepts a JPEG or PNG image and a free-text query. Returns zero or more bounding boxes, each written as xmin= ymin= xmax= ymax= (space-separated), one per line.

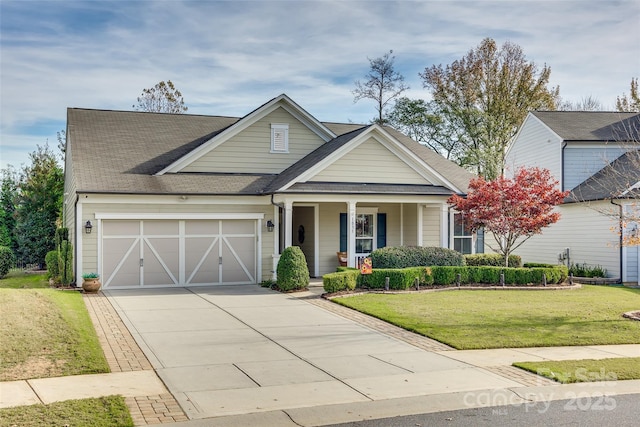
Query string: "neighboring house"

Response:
xmin=505 ymin=111 xmax=640 ymax=284
xmin=64 ymin=94 xmax=475 ymax=289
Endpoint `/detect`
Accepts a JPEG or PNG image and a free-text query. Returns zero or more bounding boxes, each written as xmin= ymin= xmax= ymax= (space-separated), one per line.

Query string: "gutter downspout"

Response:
xmin=73 ymin=194 xmax=80 ymax=286
xmin=561 ymin=141 xmax=568 ymax=191
xmin=610 ymin=199 xmax=624 ymax=284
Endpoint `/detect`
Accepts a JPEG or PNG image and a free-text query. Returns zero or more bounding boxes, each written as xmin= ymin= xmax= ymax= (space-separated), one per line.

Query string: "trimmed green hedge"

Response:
xmin=371 ymin=246 xmax=464 ymax=269
xmin=464 ymin=253 xmax=522 ymax=267
xmin=364 ymin=267 xmax=433 ymax=290
xmin=430 ymin=265 xmax=569 ymax=286
xmin=323 ymin=270 xmax=359 ymax=293
xmin=323 ymin=267 xmax=434 ymax=293
xmin=45 ymin=250 xmax=60 ymax=280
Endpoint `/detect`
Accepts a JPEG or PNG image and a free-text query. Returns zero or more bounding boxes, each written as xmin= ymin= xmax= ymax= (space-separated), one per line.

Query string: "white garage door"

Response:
xmin=102 ymin=219 xmax=257 ymax=288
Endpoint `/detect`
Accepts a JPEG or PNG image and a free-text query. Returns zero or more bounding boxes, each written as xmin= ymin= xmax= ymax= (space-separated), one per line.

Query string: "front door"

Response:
xmin=292 ymin=206 xmax=316 ymax=277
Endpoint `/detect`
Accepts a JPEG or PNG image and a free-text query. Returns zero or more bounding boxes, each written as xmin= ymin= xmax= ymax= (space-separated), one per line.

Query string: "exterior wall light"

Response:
xmin=85 ymin=220 xmax=93 ymax=234
xmin=266 ymin=220 xmax=275 ymax=232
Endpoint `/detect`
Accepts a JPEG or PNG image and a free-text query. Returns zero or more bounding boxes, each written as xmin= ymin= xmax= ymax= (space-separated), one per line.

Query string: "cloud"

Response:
xmin=1 ymin=0 xmax=638 ymax=169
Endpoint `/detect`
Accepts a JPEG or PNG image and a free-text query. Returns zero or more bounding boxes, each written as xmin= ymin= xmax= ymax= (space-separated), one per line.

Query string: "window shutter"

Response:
xmin=377 ymin=213 xmax=386 ymax=248
xmin=339 ymin=213 xmax=347 ymax=252
xmin=475 ymin=228 xmax=484 ymax=254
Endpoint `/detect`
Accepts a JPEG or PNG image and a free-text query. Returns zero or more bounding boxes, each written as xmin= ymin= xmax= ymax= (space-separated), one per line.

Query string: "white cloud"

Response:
xmin=1 ymin=0 xmax=638 ymax=169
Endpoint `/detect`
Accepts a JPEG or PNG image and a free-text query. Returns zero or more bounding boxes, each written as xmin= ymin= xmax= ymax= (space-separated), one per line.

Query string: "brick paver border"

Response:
xmin=83 ymin=293 xmax=189 ymax=425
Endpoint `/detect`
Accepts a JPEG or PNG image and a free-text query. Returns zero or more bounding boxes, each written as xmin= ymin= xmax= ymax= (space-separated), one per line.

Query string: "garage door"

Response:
xmin=102 ymin=219 xmax=257 ymax=288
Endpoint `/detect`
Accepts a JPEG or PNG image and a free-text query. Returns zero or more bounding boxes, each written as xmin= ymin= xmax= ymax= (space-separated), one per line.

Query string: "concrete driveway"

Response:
xmin=106 ymin=285 xmax=520 ymax=420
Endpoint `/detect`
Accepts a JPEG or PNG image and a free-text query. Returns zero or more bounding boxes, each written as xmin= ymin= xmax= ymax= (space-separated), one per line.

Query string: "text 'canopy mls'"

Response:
xmin=448 ymin=167 xmax=569 ymax=266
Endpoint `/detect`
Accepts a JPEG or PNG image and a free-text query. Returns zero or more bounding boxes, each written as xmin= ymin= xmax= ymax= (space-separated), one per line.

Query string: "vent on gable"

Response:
xmin=271 ymin=123 xmax=289 ymax=153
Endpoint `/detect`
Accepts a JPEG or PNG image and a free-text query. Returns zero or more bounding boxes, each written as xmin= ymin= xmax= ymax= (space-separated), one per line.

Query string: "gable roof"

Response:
xmin=67 ymin=97 xmax=473 ymax=197
xmin=531 ymin=111 xmax=640 ymax=142
xmin=157 ymin=94 xmax=336 ymax=174
xmin=568 ymin=149 xmax=640 ymax=202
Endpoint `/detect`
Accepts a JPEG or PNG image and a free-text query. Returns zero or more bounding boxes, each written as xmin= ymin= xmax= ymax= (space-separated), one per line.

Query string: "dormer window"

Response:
xmin=271 ymin=123 xmax=289 ymax=153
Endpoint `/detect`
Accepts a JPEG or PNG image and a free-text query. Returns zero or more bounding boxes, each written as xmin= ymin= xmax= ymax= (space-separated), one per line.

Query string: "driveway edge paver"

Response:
xmin=84 ymin=292 xmax=189 ymax=425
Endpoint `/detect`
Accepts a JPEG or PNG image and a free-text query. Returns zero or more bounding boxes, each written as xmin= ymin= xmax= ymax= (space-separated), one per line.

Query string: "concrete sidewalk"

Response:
xmin=1 ymin=284 xmax=639 ymax=427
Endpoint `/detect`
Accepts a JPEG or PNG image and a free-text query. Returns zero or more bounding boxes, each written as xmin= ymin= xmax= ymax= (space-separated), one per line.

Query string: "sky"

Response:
xmin=1 ymin=0 xmax=639 ymax=170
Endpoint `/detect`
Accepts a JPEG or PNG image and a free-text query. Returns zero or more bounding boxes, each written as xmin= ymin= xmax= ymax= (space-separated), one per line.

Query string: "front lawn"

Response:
xmin=0 ymin=395 xmax=133 ymax=427
xmin=513 ymin=357 xmax=640 ymax=383
xmin=334 ymin=285 xmax=640 ymax=349
xmin=0 ymin=272 xmax=109 ymax=381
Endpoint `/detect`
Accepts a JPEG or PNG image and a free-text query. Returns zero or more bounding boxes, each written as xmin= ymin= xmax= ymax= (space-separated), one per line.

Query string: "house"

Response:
xmin=505 ymin=111 xmax=640 ymax=284
xmin=63 ymin=94 xmax=475 ymax=289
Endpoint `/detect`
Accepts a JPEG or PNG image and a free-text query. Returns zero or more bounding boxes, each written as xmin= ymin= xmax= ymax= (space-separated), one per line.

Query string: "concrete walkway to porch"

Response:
xmin=1 ymin=281 xmax=639 ymax=426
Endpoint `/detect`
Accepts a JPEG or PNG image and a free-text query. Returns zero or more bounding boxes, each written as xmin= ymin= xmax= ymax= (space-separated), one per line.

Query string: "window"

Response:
xmin=355 ymin=213 xmax=374 ymax=254
xmin=271 ymin=123 xmax=289 ymax=153
xmin=453 ymin=212 xmax=473 ymax=254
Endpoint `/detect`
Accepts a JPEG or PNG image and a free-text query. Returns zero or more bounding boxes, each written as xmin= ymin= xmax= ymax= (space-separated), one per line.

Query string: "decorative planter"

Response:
xmin=82 ymin=278 xmax=102 ymax=293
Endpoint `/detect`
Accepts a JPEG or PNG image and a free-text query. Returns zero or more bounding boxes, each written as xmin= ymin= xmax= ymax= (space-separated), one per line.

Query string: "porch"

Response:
xmin=269 ymin=197 xmax=459 ymax=278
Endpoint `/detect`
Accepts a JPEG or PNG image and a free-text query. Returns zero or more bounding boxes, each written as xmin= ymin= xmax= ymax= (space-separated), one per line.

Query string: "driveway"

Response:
xmin=106 ymin=285 xmax=520 ymax=420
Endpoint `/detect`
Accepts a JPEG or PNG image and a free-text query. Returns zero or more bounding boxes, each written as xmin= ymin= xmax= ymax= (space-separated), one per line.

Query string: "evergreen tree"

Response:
xmin=14 ymin=144 xmax=64 ymax=268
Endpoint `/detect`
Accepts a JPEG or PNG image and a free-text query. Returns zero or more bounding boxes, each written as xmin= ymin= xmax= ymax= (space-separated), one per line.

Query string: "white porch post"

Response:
xmin=400 ymin=203 xmax=404 ymax=246
xmin=284 ymin=201 xmax=293 ymax=248
xmin=417 ymin=204 xmax=424 ymax=246
xmin=440 ymin=203 xmax=449 ymax=248
xmin=348 ymin=201 xmax=357 ymax=267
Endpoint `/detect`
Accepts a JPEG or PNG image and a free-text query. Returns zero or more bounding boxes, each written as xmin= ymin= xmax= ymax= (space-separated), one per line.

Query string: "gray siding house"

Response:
xmin=505 ymin=111 xmax=640 ymax=284
xmin=64 ymin=94 xmax=474 ymax=289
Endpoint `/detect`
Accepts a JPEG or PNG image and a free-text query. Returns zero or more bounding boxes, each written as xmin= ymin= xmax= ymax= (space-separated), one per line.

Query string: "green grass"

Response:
xmin=0 ymin=395 xmax=133 ymax=427
xmin=0 ymin=269 xmax=50 ymax=288
xmin=0 ymin=272 xmax=109 ymax=381
xmin=334 ymin=285 xmax=640 ymax=349
xmin=514 ymin=357 xmax=640 ymax=383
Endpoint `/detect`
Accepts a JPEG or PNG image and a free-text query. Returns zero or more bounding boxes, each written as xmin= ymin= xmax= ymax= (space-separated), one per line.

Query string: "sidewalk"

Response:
xmin=1 ymin=284 xmax=639 ymax=426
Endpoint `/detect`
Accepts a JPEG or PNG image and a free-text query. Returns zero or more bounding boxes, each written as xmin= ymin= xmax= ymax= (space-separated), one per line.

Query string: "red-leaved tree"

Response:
xmin=448 ymin=167 xmax=569 ymax=266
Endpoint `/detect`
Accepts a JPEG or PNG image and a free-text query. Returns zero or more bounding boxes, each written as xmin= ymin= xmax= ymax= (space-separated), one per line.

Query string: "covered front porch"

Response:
xmin=269 ymin=194 xmax=456 ymax=278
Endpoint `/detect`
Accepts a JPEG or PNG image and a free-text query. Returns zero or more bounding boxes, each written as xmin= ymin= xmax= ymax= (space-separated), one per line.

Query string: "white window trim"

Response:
xmin=450 ymin=211 xmax=475 ymax=255
xmin=355 ymin=208 xmax=378 ymax=256
xmin=271 ymin=123 xmax=289 ymax=153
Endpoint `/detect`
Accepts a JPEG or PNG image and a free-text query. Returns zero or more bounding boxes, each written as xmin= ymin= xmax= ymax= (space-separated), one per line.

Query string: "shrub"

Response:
xmin=45 ymin=250 xmax=60 ymax=280
xmin=524 ymin=262 xmax=557 ymax=268
xmin=370 ymin=246 xmax=464 ymax=269
xmin=276 ymin=246 xmax=309 ymax=291
xmin=569 ymin=263 xmax=607 ymax=278
xmin=363 ymin=267 xmax=433 ymax=290
xmin=0 ymin=246 xmax=15 ymax=278
xmin=465 ymin=253 xmax=522 ymax=267
xmin=323 ymin=270 xmax=359 ymax=293
xmin=430 ymin=266 xmax=467 ymax=286
xmin=59 ymin=240 xmax=73 ymax=286
xmin=430 ymin=265 xmax=568 ymax=286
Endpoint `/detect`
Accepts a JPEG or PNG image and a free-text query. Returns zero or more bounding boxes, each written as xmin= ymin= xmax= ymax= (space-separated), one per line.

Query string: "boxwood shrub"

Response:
xmin=276 ymin=246 xmax=309 ymax=291
xmin=363 ymin=267 xmax=433 ymax=290
xmin=323 ymin=270 xmax=359 ymax=293
xmin=430 ymin=265 xmax=568 ymax=286
xmin=464 ymin=253 xmax=522 ymax=267
xmin=370 ymin=246 xmax=464 ymax=269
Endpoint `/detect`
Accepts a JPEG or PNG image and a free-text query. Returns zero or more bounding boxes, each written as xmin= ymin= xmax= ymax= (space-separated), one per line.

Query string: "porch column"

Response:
xmin=348 ymin=201 xmax=357 ymax=267
xmin=440 ymin=203 xmax=449 ymax=248
xmin=417 ymin=204 xmax=424 ymax=246
xmin=284 ymin=201 xmax=293 ymax=248
xmin=400 ymin=203 xmax=404 ymax=246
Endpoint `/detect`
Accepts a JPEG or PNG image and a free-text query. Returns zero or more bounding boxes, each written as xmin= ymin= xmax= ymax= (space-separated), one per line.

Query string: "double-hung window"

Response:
xmin=453 ymin=212 xmax=473 ymax=254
